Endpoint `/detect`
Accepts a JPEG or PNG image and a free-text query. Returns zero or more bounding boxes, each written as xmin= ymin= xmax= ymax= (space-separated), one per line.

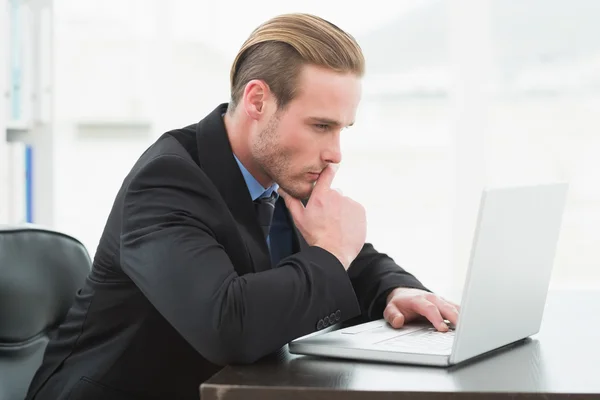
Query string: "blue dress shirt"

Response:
xmin=233 ymin=155 xmax=293 ymax=266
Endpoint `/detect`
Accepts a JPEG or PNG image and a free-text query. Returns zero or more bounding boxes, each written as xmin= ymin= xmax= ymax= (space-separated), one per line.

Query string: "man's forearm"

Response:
xmin=348 ymin=243 xmax=429 ymax=319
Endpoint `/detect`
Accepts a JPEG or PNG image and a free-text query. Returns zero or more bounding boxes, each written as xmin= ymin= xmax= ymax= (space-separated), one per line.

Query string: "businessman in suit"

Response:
xmin=26 ymin=13 xmax=459 ymax=400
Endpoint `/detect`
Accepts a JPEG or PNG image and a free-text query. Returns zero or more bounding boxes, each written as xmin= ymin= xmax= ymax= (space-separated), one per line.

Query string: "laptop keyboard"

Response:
xmin=377 ymin=327 xmax=455 ymax=353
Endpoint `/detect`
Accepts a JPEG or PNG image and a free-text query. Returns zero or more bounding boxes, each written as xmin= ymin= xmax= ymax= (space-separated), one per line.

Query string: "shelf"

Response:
xmin=76 ymin=119 xmax=152 ymax=139
xmin=6 ymin=121 xmax=32 ymax=142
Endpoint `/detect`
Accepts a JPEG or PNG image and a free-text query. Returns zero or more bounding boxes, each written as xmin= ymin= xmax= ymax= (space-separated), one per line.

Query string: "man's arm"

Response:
xmin=119 ymin=154 xmax=361 ymax=366
xmin=347 ymin=243 xmax=430 ymax=320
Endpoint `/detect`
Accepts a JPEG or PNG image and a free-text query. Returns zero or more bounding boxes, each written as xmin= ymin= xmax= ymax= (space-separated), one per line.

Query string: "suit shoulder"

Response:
xmin=131 ymin=124 xmax=198 ymax=170
xmin=115 ymin=124 xmax=207 ymax=193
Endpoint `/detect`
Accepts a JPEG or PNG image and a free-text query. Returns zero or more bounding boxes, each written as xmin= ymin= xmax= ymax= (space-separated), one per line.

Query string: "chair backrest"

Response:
xmin=0 ymin=224 xmax=91 ymax=400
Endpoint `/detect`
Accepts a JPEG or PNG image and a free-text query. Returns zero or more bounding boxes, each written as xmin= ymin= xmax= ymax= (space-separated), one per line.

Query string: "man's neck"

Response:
xmin=224 ymin=110 xmax=274 ymax=189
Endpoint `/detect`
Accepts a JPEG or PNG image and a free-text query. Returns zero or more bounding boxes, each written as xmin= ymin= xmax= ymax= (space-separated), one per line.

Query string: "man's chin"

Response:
xmin=279 ymin=183 xmax=313 ymax=201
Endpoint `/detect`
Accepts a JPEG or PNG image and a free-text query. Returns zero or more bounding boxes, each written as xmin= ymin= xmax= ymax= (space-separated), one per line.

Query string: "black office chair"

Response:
xmin=0 ymin=224 xmax=91 ymax=400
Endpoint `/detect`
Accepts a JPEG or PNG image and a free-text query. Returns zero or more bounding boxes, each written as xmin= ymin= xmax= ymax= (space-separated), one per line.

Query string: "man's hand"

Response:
xmin=384 ymin=288 xmax=460 ymax=332
xmin=279 ymin=164 xmax=366 ymax=270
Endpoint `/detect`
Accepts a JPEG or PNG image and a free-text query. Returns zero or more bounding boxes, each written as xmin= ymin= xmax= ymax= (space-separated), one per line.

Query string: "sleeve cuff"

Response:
xmin=304 ymin=246 xmax=362 ymax=327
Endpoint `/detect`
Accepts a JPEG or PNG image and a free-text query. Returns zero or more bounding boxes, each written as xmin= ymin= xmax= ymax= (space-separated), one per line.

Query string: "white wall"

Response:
xmin=487 ymin=96 xmax=600 ymax=289
xmin=50 ymin=0 xmax=231 ymax=253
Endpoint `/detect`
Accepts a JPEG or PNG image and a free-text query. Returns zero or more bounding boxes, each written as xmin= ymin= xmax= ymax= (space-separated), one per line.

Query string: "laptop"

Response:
xmin=289 ymin=182 xmax=569 ymax=367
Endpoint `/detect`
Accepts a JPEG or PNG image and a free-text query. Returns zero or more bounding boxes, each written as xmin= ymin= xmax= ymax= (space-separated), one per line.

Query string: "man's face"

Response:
xmin=250 ymin=64 xmax=361 ymax=200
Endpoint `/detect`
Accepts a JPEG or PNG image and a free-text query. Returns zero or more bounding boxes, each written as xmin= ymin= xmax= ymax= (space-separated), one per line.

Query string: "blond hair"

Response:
xmin=229 ymin=13 xmax=365 ymax=111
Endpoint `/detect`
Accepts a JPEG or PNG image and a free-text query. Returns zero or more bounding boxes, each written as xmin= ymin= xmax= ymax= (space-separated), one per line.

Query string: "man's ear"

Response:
xmin=242 ymin=80 xmax=269 ymax=121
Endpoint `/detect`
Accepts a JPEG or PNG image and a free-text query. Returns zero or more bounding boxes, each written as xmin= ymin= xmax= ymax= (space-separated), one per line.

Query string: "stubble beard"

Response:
xmin=252 ymin=116 xmax=313 ymax=201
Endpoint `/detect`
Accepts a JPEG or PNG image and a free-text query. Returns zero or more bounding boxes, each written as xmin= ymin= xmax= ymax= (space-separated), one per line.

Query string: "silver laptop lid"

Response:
xmin=449 ymin=183 xmax=568 ymax=364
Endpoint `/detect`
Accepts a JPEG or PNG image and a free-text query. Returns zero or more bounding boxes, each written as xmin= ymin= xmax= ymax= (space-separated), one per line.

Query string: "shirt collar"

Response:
xmin=233 ymin=155 xmax=279 ymax=201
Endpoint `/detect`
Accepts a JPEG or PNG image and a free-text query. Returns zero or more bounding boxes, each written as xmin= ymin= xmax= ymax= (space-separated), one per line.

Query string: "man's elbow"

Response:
xmin=198 ymin=329 xmax=265 ymax=366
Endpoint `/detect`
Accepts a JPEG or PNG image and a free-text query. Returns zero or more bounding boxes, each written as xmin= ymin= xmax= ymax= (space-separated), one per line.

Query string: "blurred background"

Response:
xmin=2 ymin=0 xmax=599 ymax=294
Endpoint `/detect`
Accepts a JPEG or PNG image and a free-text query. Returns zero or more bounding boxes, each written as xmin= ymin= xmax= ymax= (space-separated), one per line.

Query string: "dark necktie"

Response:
xmin=254 ymin=192 xmax=278 ymax=239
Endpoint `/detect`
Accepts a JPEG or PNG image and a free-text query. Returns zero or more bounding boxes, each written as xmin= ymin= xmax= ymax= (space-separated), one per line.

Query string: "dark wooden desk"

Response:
xmin=201 ymin=290 xmax=600 ymax=399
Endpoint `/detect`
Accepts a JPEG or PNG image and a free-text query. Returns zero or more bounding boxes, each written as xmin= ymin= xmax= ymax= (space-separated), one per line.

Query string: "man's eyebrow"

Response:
xmin=308 ymin=117 xmax=354 ymax=127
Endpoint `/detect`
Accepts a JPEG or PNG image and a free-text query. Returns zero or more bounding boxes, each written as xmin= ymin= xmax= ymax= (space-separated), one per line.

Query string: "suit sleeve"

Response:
xmin=119 ymin=154 xmax=360 ymax=366
xmin=347 ymin=243 xmax=431 ymax=320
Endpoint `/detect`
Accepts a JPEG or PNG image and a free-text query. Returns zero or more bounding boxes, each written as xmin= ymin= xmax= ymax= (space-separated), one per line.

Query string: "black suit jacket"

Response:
xmin=26 ymin=103 xmax=428 ymax=400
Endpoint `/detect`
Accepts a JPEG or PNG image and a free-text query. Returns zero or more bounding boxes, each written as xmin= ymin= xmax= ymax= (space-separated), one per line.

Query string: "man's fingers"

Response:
xmin=441 ymin=297 xmax=461 ymax=311
xmin=431 ymin=297 xmax=459 ymax=327
xmin=383 ymin=302 xmax=405 ymax=329
xmin=278 ymin=189 xmax=304 ymax=222
xmin=414 ymin=298 xmax=448 ymax=332
xmin=312 ymin=164 xmax=338 ymax=194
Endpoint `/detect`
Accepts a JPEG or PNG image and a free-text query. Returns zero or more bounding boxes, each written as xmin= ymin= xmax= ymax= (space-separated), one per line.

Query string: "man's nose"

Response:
xmin=322 ymin=132 xmax=342 ymax=164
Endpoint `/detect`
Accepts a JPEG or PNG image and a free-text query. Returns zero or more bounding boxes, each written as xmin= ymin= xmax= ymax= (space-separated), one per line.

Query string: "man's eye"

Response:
xmin=315 ymin=124 xmax=329 ymax=131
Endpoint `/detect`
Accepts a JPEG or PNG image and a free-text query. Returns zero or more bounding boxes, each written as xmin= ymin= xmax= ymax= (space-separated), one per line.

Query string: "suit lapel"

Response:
xmin=195 ymin=104 xmax=272 ymax=273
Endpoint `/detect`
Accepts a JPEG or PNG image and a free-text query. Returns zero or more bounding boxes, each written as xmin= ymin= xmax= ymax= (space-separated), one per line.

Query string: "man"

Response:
xmin=26 ymin=13 xmax=459 ymax=400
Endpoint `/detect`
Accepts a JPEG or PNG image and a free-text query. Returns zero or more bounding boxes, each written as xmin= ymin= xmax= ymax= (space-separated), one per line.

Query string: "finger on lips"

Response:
xmin=313 ymin=164 xmax=337 ymax=193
